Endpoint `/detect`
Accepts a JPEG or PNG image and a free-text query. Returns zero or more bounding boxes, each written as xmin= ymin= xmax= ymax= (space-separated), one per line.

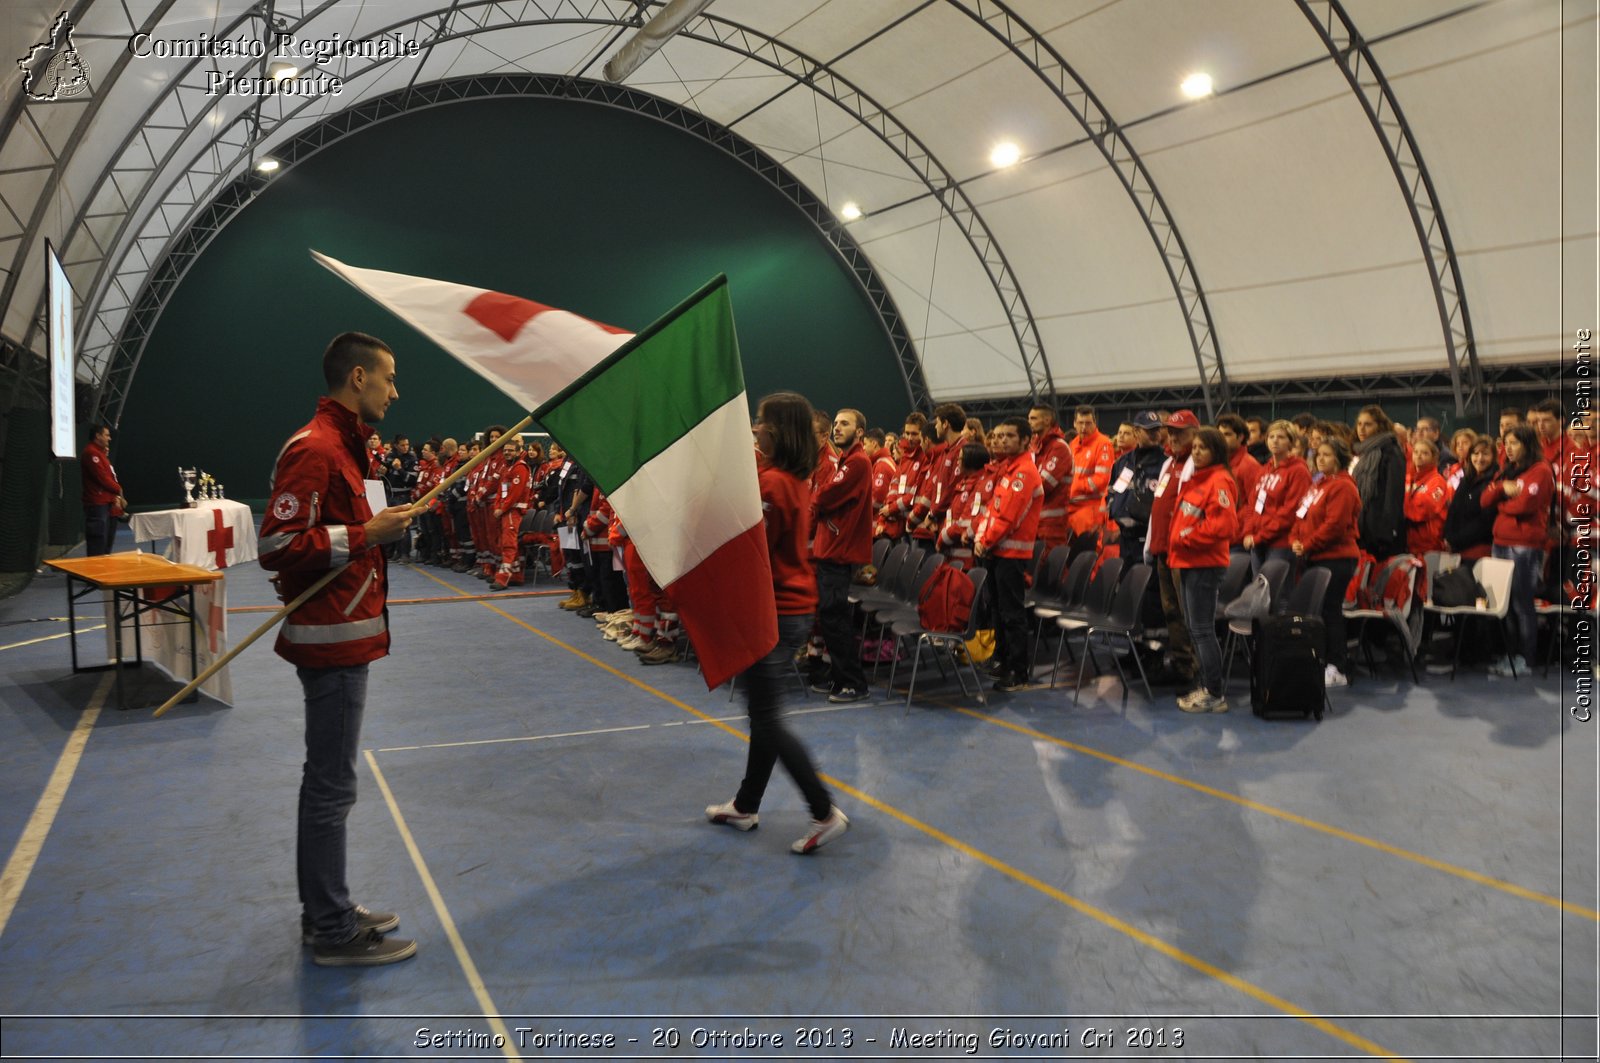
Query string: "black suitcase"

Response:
xmin=1251 ymin=614 xmax=1327 ymax=720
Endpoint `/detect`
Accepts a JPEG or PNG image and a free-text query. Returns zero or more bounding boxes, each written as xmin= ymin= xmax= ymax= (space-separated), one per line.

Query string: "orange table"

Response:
xmin=44 ymin=552 xmax=223 ymax=710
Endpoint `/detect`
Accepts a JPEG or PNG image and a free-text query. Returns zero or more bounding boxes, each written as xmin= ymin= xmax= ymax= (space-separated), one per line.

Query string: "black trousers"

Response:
xmin=815 ymin=560 xmax=866 ymax=691
xmin=987 ymin=555 xmax=1029 ymax=680
xmin=84 ymin=504 xmax=116 ymax=556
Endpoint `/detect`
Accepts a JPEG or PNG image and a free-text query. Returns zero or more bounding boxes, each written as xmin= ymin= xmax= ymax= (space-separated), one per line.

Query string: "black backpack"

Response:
xmin=1251 ymin=614 xmax=1327 ymax=721
xmin=1430 ymin=566 xmax=1484 ymax=608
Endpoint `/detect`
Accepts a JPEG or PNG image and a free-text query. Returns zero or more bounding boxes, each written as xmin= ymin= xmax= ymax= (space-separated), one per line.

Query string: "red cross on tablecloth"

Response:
xmin=207 ymin=508 xmax=235 ymax=569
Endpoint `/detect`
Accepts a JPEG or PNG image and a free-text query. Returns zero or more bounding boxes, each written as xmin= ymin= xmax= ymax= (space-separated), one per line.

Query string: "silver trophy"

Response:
xmin=179 ymin=467 xmax=197 ymax=508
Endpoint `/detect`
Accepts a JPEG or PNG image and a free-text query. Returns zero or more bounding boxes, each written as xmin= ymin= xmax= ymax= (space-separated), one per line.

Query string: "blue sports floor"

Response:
xmin=0 ymin=537 xmax=1595 ymax=1062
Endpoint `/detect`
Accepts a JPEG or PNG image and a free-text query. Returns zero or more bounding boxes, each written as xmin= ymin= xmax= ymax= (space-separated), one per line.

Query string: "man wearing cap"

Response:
xmin=1144 ymin=410 xmax=1201 ymax=688
xmin=1107 ymin=411 xmax=1169 ymax=570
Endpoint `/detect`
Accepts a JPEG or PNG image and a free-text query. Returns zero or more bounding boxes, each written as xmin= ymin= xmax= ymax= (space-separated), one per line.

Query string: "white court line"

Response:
xmin=375 ymin=724 xmax=652 ymax=753
xmin=0 ymin=625 xmax=105 ymax=653
xmin=0 ymin=672 xmax=113 ymax=937
xmin=364 ymin=751 xmax=520 ymax=1061
xmin=376 ymin=702 xmax=875 ymax=751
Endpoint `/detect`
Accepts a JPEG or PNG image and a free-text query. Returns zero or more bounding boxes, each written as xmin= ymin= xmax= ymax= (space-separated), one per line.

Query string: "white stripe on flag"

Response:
xmin=609 ymin=393 xmax=760 ymax=589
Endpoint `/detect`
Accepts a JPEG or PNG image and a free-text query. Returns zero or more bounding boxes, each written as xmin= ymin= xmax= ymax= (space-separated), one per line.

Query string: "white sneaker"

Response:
xmin=791 ymin=807 xmax=849 ymax=854
xmin=1324 ymin=664 xmax=1348 ymax=688
xmin=1489 ymin=655 xmax=1526 ymax=678
xmin=1177 ymin=688 xmax=1208 ymax=711
xmin=705 ymin=800 xmax=758 ymax=831
xmin=617 ymin=634 xmax=645 ymax=651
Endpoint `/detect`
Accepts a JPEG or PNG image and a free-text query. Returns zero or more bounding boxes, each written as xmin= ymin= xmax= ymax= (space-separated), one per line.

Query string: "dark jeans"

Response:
xmin=1251 ymin=544 xmax=1296 ymax=578
xmin=1306 ymin=556 xmax=1359 ymax=670
xmin=1176 ymin=565 xmax=1225 ymax=695
xmin=592 ymin=551 xmax=629 ymax=611
xmin=84 ymin=504 xmax=116 ymax=556
xmin=296 ymin=663 xmax=368 ymax=945
xmin=734 ymin=614 xmax=831 ymax=819
xmin=1493 ymin=544 xmax=1545 ymax=663
xmin=987 ymin=555 xmax=1028 ymax=680
xmin=1153 ymin=554 xmax=1196 ymax=678
xmin=816 ymin=560 xmax=865 ymax=691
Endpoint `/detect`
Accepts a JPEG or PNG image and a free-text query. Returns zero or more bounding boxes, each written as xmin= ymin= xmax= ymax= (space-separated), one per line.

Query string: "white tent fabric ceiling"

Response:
xmin=0 ymin=0 xmax=1594 ymax=408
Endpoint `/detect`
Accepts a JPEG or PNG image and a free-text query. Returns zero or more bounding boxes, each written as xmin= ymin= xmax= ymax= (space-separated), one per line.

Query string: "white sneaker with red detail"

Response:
xmin=791 ymin=807 xmax=849 ymax=854
xmin=705 ymin=800 xmax=759 ymax=831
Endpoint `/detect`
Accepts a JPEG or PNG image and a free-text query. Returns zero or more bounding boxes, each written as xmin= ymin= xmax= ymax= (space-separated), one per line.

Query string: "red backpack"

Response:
xmin=918 ymin=565 xmax=975 ymax=633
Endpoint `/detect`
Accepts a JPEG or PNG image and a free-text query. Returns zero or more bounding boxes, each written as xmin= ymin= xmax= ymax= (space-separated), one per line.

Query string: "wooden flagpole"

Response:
xmin=151 ymin=414 xmax=535 ymax=717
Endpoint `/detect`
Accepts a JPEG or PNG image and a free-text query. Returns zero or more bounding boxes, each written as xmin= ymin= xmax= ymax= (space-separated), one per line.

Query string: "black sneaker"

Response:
xmin=809 ymin=681 xmax=836 ymax=695
xmin=992 ymin=674 xmax=1029 ymax=692
xmin=302 ymin=905 xmax=399 ymax=946
xmin=311 ymin=927 xmax=417 ymax=967
xmin=828 ymin=686 xmax=870 ymax=704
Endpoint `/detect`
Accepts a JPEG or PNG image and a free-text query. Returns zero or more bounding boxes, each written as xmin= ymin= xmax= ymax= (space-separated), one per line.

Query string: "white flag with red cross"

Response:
xmin=311 ymin=251 xmax=633 ymax=410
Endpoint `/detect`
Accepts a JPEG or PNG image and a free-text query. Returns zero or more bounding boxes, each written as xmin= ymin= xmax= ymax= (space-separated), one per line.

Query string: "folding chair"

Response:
xmin=1423 ymin=557 xmax=1515 ymax=679
xmin=887 ymin=567 xmax=990 ymax=712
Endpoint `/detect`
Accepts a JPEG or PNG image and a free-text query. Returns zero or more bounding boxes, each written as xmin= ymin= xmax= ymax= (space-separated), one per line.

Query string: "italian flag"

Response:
xmin=311 ymin=250 xmax=632 ymax=409
xmin=535 ymin=276 xmax=777 ymax=690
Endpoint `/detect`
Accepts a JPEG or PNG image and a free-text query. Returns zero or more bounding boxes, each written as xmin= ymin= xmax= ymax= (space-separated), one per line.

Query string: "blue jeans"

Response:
xmin=1493 ymin=544 xmax=1545 ymax=664
xmin=1177 ymin=566 xmax=1225 ymax=696
xmin=296 ymin=663 xmax=368 ymax=945
xmin=1251 ymin=544 xmax=1295 ymax=578
xmin=734 ymin=614 xmax=832 ymax=820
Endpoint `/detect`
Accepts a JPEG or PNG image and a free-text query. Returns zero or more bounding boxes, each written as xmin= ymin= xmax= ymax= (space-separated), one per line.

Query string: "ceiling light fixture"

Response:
xmin=1180 ymin=72 xmax=1214 ymax=99
xmin=255 ymin=157 xmax=281 ymax=173
xmin=990 ymin=141 xmax=1022 ymax=168
xmin=840 ymin=202 xmax=862 ymax=221
xmin=267 ymin=61 xmax=299 ymax=81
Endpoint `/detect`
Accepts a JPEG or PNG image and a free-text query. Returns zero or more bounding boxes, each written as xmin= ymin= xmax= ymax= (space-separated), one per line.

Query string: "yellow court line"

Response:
xmin=407 ymin=567 xmax=1408 ymax=1062
xmin=0 ymin=624 xmax=105 ymax=652
xmin=960 ymin=707 xmax=1600 ymax=922
xmin=0 ymin=673 xmax=112 ymax=937
xmin=364 ymin=751 xmax=521 ymax=1062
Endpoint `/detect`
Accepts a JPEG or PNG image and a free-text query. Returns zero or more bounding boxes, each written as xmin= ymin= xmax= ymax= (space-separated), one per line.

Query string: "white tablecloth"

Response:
xmin=130 ymin=500 xmax=258 ymax=568
xmin=119 ymin=500 xmax=259 ymax=704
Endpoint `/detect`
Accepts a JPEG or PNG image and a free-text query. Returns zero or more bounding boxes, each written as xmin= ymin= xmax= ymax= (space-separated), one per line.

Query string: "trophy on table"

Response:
xmin=179 ymin=467 xmax=197 ymax=508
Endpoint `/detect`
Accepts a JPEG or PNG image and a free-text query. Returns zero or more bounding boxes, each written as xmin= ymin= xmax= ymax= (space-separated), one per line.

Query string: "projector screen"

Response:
xmin=46 ymin=240 xmax=76 ymax=459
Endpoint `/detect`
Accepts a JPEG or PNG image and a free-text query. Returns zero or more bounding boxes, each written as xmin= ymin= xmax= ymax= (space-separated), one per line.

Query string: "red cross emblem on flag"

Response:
xmin=207 ymin=509 xmax=235 ymax=569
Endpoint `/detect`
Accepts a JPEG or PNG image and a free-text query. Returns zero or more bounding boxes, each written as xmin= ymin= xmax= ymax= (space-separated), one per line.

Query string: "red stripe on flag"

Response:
xmin=665 ymin=522 xmax=779 ymax=691
xmin=463 ymin=291 xmax=547 ymax=342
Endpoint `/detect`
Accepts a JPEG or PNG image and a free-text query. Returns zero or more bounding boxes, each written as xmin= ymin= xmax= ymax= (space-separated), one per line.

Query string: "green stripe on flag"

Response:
xmin=535 ymin=276 xmax=745 ymax=494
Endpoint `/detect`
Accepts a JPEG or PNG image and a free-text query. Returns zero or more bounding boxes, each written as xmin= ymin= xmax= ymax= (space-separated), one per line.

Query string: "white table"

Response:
xmin=130 ymin=499 xmax=258 ymax=568
xmin=121 ymin=500 xmax=259 ymax=704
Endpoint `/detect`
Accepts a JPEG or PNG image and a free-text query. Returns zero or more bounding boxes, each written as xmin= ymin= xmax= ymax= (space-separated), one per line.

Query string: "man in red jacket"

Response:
xmin=259 ymin=331 xmax=417 ymax=968
xmin=489 ymin=435 xmax=531 ymax=590
xmin=879 ymin=413 xmax=928 ymax=542
xmin=1147 ymin=410 xmax=1200 ymax=686
xmin=80 ymin=424 xmax=126 ymax=556
xmin=908 ymin=403 xmax=967 ymax=548
xmin=1066 ymin=405 xmax=1114 ymax=561
xmin=975 ymin=418 xmax=1043 ymax=692
xmin=1027 ymin=404 xmax=1073 ymax=553
xmin=812 ymin=408 xmax=874 ymax=703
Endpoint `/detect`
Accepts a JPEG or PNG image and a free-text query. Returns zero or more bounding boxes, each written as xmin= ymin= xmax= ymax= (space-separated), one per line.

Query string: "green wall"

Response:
xmin=118 ymin=96 xmax=910 ymax=507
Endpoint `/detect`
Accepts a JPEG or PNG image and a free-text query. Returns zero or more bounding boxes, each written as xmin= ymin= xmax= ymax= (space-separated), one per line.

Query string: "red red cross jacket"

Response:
xmin=937 ymin=470 xmax=987 ymax=569
xmin=976 ymin=451 xmax=1043 ymax=559
xmin=879 ymin=444 xmax=925 ymax=540
xmin=259 ymin=397 xmax=389 ymax=668
xmin=1403 ymin=464 xmax=1452 ymax=556
xmin=1290 ymin=471 xmax=1362 ymax=561
xmin=495 ymin=458 xmax=533 ymax=519
xmin=585 ymin=488 xmax=615 ymax=551
xmin=1242 ymin=455 xmax=1312 ymax=550
xmin=812 ymin=440 xmax=873 ymax=564
xmin=1167 ymin=462 xmax=1241 ymax=569
xmin=1031 ymin=427 xmax=1073 ymax=537
xmin=909 ymin=438 xmax=961 ymax=541
xmin=1482 ymin=460 xmax=1556 ymax=549
xmin=1066 ymin=429 xmax=1112 ymax=535
xmin=80 ymin=441 xmax=123 ymax=507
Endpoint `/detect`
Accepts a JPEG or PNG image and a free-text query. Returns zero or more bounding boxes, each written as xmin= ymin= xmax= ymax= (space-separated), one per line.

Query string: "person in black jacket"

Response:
xmin=1442 ymin=439 xmax=1499 ymax=561
xmin=1351 ymin=405 xmax=1407 ymax=559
